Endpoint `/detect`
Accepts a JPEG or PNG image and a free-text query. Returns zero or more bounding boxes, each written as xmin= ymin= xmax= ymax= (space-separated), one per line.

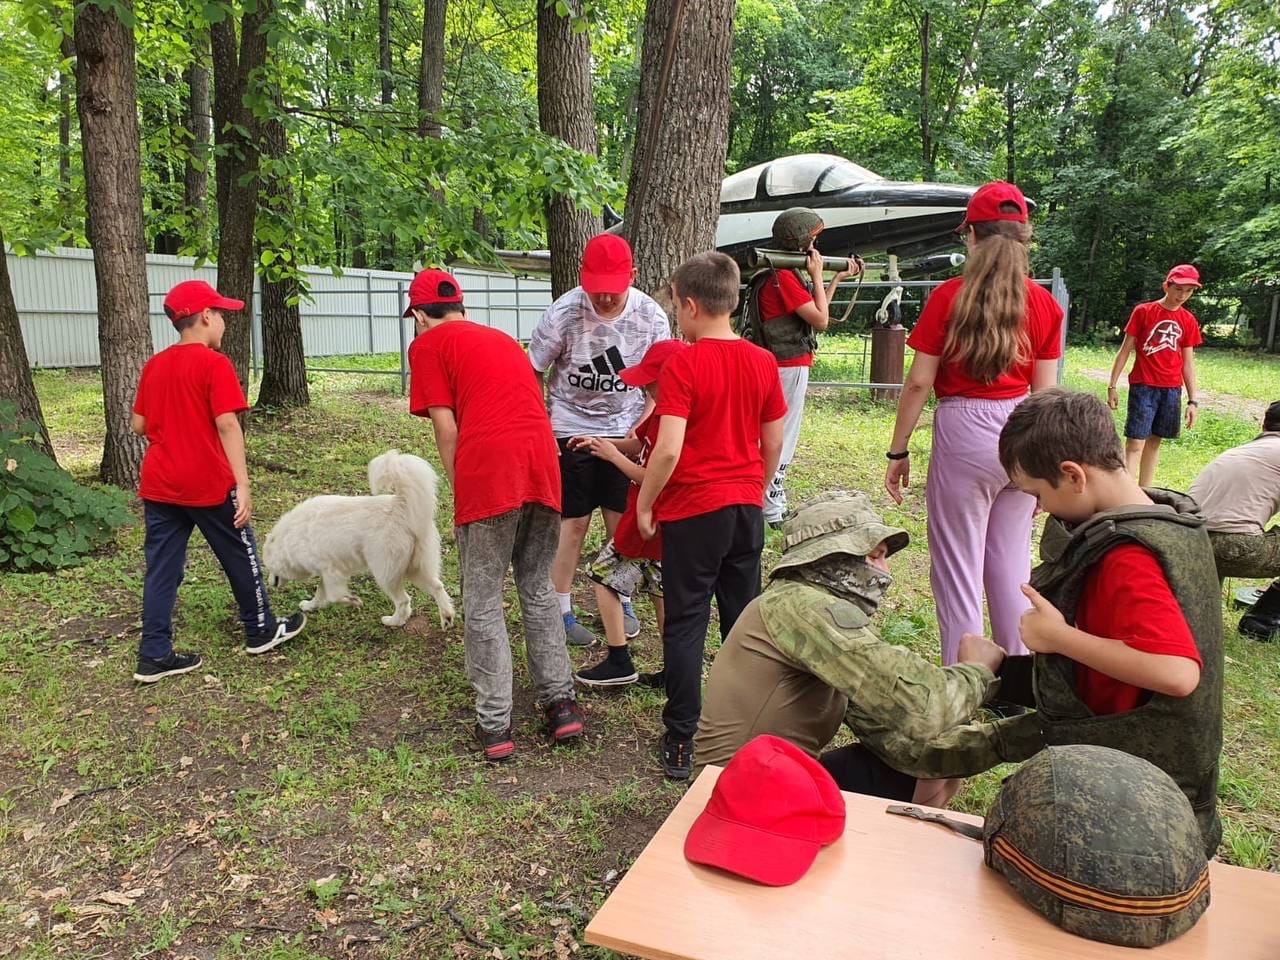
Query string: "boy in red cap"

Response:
xmin=636 ymin=252 xmax=787 ymax=779
xmin=568 ymin=338 xmax=686 ymax=687
xmin=1107 ymin=264 xmax=1203 ymax=486
xmin=131 ymin=280 xmax=306 ymax=682
xmin=528 ymin=234 xmax=671 ymax=648
xmin=406 ymin=269 xmax=584 ymax=761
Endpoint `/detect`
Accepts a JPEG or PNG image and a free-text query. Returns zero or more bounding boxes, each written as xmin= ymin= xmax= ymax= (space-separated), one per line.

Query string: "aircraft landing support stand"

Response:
xmin=871 ymin=255 xmax=906 ymax=402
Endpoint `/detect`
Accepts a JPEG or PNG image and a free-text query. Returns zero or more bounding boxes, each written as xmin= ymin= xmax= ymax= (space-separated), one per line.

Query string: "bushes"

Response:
xmin=0 ymin=403 xmax=131 ymax=570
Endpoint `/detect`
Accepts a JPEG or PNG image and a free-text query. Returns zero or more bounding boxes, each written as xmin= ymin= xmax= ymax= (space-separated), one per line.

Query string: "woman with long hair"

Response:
xmin=884 ymin=182 xmax=1064 ymax=664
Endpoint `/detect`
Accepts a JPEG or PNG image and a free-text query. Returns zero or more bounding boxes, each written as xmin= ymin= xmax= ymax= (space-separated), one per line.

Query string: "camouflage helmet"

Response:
xmin=983 ymin=745 xmax=1210 ymax=948
xmin=771 ymin=207 xmax=825 ymax=251
xmin=772 ymin=491 xmax=909 ymax=577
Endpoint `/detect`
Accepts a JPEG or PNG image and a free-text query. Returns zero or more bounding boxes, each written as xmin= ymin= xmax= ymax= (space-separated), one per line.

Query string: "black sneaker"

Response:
xmin=245 ymin=612 xmax=307 ymax=655
xmin=576 ymin=653 xmax=639 ymax=688
xmin=476 ymin=724 xmax=515 ymax=761
xmin=659 ymin=733 xmax=693 ymax=780
xmin=133 ymin=650 xmax=203 ymax=684
xmin=982 ymin=699 xmax=1028 ymax=720
xmin=637 ymin=670 xmax=666 ymax=690
xmin=545 ymin=698 xmax=585 ymax=743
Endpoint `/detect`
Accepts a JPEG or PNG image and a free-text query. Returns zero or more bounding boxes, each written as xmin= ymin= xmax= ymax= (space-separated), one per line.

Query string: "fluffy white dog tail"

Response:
xmin=368 ymin=449 xmax=440 ymax=536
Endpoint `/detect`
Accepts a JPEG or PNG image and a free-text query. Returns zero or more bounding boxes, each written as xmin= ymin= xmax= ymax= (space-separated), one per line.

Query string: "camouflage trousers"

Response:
xmin=1208 ymin=528 xmax=1280 ymax=580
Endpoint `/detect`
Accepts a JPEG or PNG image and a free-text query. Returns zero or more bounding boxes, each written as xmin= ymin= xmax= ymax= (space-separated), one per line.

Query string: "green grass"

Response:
xmin=2 ymin=346 xmax=1278 ymax=957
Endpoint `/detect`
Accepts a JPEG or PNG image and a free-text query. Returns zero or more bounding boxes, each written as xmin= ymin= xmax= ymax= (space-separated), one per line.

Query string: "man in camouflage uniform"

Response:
xmin=693 ymin=491 xmax=1026 ymax=801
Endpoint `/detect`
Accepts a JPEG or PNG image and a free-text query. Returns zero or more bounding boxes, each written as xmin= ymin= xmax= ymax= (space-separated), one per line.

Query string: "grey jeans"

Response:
xmin=456 ymin=503 xmax=575 ymax=732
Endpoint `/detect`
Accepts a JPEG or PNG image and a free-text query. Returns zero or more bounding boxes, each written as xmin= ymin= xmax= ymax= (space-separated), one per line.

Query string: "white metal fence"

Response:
xmin=8 ymin=246 xmax=553 ymax=370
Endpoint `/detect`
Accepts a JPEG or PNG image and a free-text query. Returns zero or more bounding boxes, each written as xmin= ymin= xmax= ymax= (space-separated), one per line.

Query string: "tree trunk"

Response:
xmin=418 ymin=0 xmax=447 ymax=139
xmin=622 ymin=0 xmax=735 ymax=296
xmin=74 ymin=0 xmax=151 ymax=488
xmin=1005 ymin=84 xmax=1016 ymax=184
xmin=0 ymin=228 xmax=56 ymax=462
xmin=537 ymin=0 xmax=602 ymax=298
xmin=919 ymin=11 xmax=931 ymax=180
xmin=212 ymin=5 xmax=271 ymax=394
xmin=256 ymin=113 xmax=310 ymax=409
xmin=379 ymin=0 xmax=394 ymax=105
xmin=184 ymin=30 xmax=212 ymax=258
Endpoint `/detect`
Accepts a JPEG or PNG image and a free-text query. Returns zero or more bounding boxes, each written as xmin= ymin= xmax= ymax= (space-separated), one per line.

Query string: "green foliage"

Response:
xmin=0 ymin=404 xmax=131 ymax=571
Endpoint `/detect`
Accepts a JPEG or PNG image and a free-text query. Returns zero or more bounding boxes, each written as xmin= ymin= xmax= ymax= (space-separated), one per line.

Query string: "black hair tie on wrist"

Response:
xmin=886 ymin=450 xmax=910 ymax=460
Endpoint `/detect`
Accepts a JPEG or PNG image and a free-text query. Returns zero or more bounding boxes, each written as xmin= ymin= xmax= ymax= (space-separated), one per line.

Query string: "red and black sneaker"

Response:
xmin=544 ymin=698 xmax=584 ymax=744
xmin=475 ymin=724 xmax=515 ymax=762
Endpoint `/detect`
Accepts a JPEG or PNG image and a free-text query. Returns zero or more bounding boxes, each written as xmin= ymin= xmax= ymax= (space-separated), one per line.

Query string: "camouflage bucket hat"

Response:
xmin=772 ymin=491 xmax=909 ymax=576
xmin=771 ymin=207 xmax=825 ymax=251
xmin=983 ymin=745 xmax=1210 ymax=948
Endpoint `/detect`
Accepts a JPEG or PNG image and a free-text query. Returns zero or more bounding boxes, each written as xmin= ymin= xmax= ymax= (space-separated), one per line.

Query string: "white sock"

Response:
xmin=619 ymin=594 xmax=632 ymax=607
xmin=557 ymin=591 xmax=572 ymax=615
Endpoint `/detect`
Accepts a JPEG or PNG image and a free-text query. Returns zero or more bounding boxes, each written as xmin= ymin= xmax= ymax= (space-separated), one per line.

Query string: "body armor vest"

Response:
xmin=1028 ymin=489 xmax=1223 ymax=857
xmin=748 ymin=269 xmax=819 ymax=361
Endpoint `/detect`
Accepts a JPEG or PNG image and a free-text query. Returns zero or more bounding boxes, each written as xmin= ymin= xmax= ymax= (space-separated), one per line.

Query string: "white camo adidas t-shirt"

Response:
xmin=527 ymin=286 xmax=672 ymax=437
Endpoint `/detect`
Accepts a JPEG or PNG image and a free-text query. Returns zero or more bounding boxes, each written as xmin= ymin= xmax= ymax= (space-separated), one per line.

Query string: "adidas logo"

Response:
xmin=567 ymin=345 xmax=630 ymax=392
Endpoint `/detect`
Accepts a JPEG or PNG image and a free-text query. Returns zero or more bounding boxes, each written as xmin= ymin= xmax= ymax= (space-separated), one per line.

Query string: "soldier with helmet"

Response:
xmin=693 ymin=491 xmax=1027 ymax=803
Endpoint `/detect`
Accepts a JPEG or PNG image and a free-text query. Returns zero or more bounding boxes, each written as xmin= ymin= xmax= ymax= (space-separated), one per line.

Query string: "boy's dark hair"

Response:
xmin=1264 ymin=400 xmax=1280 ymax=433
xmin=670 ymin=252 xmax=740 ymax=316
xmin=999 ymin=388 xmax=1125 ymax=485
xmin=413 ymin=298 xmax=466 ymax=320
xmin=172 ymin=314 xmax=200 ymax=333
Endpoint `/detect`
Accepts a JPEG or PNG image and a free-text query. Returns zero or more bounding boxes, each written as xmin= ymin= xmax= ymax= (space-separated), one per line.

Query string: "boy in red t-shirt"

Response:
xmin=988 ymin=389 xmax=1203 ymax=716
xmin=1107 ymin=264 xmax=1204 ymax=487
xmin=635 ymin=252 xmax=788 ymax=779
xmin=569 ymin=339 xmax=687 ymax=688
xmin=406 ymin=269 xmax=584 ymax=762
xmin=131 ymin=281 xmax=306 ymax=683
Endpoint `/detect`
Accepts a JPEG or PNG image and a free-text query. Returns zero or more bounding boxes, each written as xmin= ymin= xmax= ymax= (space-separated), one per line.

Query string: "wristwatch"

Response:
xmin=886 ymin=450 xmax=910 ymax=460
xmin=1186 ymin=400 xmax=1199 ymax=406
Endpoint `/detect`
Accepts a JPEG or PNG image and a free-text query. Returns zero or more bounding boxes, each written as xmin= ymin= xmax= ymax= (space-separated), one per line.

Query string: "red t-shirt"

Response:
xmin=1124 ymin=301 xmax=1202 ymax=388
xmin=1073 ymin=544 xmax=1202 ymax=715
xmin=757 ymin=269 xmax=815 ymax=368
xmin=408 ymin=321 xmax=560 ymax=526
xmin=907 ymin=277 xmax=1064 ymax=398
xmin=133 ymin=343 xmax=248 ymax=506
xmin=652 ymin=338 xmax=788 ymax=523
xmin=612 ymin=414 xmax=661 ymax=562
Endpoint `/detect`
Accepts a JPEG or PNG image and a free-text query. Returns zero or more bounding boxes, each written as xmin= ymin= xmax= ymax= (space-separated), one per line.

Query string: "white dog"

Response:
xmin=262 ymin=450 xmax=456 ymax=628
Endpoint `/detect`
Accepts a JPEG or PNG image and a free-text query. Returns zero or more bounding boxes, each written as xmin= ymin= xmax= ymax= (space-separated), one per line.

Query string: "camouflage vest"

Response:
xmin=742 ymin=269 xmax=819 ymax=361
xmin=1028 ymin=489 xmax=1223 ymax=857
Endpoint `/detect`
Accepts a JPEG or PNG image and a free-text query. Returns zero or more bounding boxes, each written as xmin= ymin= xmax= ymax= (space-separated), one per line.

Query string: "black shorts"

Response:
xmin=557 ymin=438 xmax=630 ymax=519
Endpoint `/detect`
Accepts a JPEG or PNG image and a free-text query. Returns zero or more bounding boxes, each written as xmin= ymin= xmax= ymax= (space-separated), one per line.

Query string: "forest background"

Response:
xmin=2 ymin=0 xmax=1277 ymax=336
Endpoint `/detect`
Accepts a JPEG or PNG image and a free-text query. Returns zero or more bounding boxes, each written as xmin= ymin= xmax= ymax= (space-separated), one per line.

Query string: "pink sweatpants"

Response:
xmin=925 ymin=396 xmax=1035 ymax=664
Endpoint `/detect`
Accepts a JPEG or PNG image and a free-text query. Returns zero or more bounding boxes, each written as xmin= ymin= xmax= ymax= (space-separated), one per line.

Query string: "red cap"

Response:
xmin=163 ymin=280 xmax=244 ymax=324
xmin=958 ymin=181 xmax=1029 ymax=231
xmin=1165 ymin=264 xmax=1201 ymax=287
xmin=404 ymin=269 xmax=465 ymax=316
xmin=684 ymin=735 xmax=846 ymax=887
xmin=619 ymin=339 xmax=687 ymax=387
xmin=580 ymin=234 xmax=634 ymax=295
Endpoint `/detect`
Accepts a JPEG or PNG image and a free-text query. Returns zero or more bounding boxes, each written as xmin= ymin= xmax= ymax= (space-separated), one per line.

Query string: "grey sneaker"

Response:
xmin=562 ymin=612 xmax=598 ymax=647
xmin=621 ymin=600 xmax=641 ymax=639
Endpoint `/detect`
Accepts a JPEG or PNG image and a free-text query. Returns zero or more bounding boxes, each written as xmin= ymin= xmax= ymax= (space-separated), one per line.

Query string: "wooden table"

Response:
xmin=586 ymin=766 xmax=1280 ymax=960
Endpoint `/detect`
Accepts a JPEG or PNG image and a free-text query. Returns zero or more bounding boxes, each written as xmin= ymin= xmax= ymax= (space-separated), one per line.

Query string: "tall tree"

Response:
xmin=74 ymin=0 xmax=151 ymax=488
xmin=0 ymin=228 xmax=55 ymax=461
xmin=256 ymin=107 xmax=310 ymax=409
xmin=183 ymin=29 xmax=212 ymax=258
xmin=537 ymin=0 xmax=602 ymax=297
xmin=622 ymin=0 xmax=735 ymax=294
xmin=418 ymin=0 xmax=446 ymax=139
xmin=212 ymin=3 xmax=271 ymax=391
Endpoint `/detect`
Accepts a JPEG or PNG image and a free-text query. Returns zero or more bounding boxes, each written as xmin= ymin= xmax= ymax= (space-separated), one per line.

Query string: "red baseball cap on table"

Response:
xmin=163 ymin=280 xmax=244 ymax=324
xmin=619 ymin=339 xmax=687 ymax=388
xmin=404 ymin=268 xmax=465 ymax=316
xmin=958 ymin=181 xmax=1029 ymax=231
xmin=580 ymin=234 xmax=634 ymax=295
xmin=683 ymin=734 xmax=846 ymax=887
xmin=1165 ymin=264 xmax=1202 ymax=287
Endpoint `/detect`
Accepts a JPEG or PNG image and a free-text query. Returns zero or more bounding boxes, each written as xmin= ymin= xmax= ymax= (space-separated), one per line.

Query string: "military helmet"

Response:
xmin=983 ymin=745 xmax=1210 ymax=948
xmin=772 ymin=491 xmax=908 ymax=576
xmin=771 ymin=207 xmax=825 ymax=251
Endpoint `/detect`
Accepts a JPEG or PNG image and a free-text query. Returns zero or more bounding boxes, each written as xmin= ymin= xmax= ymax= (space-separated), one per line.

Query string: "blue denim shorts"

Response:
xmin=1124 ymin=384 xmax=1182 ymax=439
